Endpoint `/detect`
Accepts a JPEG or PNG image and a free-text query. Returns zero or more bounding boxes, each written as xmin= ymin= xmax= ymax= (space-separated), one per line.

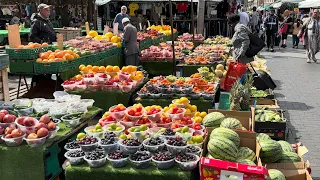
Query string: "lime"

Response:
xmin=182 ymin=126 xmax=189 ymax=133
xmin=96 ymin=129 xmax=103 ymax=132
xmin=134 ymin=128 xmax=140 ymax=132
xmin=77 ymin=133 xmax=85 ymax=139
xmin=95 ymin=123 xmax=102 ymax=130
xmin=193 ymin=135 xmax=203 ymax=143
xmin=110 ymin=123 xmax=117 ymax=130
xmin=107 ymin=127 xmax=112 ymax=131
xmin=175 ymin=128 xmax=182 ymax=133
xmin=119 ymin=134 xmax=127 ymax=140
xmin=187 ymin=140 xmax=194 ymax=144
xmin=115 ymin=127 xmax=122 ymax=131
xmin=129 ymin=127 xmax=136 ymax=132
xmin=140 ymin=125 xmax=147 ymax=131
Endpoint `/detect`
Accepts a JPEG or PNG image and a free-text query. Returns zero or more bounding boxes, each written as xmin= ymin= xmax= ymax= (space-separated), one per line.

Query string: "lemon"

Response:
xmin=185 ymin=108 xmax=192 ymax=114
xmin=77 ymin=133 xmax=86 ymax=139
xmin=200 ymin=112 xmax=207 ymax=118
xmin=194 ymin=116 xmax=202 ymax=123
xmin=194 ymin=112 xmax=201 ymax=117
xmin=163 ymin=106 xmax=169 ymax=112
xmin=169 ymin=104 xmax=175 ymax=108
xmin=180 ymin=97 xmax=189 ymax=104
xmin=190 ymin=105 xmax=197 ymax=112
xmin=119 ymin=134 xmax=127 ymax=140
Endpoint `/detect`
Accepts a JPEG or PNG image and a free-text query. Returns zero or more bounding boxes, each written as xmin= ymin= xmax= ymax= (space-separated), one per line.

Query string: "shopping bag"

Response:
xmin=245 ymin=32 xmax=266 ymax=57
xmin=223 ymin=62 xmax=247 ymax=91
xmin=300 ymin=33 xmax=305 ymax=43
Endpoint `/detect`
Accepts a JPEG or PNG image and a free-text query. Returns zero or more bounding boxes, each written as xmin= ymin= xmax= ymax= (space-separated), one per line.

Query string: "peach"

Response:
xmin=47 ymin=122 xmax=56 ymax=131
xmin=37 ymin=128 xmax=49 ymax=138
xmin=11 ymin=128 xmax=23 ymax=138
xmin=35 ymin=123 xmax=48 ymax=130
xmin=27 ymin=133 xmax=38 ymax=139
xmin=39 ymin=115 xmax=51 ymax=124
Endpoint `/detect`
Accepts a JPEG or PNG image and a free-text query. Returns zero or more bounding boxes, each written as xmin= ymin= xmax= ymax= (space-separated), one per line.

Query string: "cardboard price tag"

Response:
xmin=8 ymin=25 xmax=21 ymax=48
xmin=85 ymin=22 xmax=90 ymax=35
xmin=113 ymin=23 xmax=119 ymax=35
xmin=56 ymin=34 xmax=63 ymax=50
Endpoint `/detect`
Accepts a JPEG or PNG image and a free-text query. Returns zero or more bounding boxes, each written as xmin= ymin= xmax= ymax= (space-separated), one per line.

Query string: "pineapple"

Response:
xmin=240 ymin=74 xmax=254 ymax=110
xmin=230 ymin=80 xmax=242 ymax=111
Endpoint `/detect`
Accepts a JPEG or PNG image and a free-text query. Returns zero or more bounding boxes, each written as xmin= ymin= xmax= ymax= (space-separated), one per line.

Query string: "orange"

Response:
xmin=36 ymin=58 xmax=42 ymax=62
xmin=65 ymin=50 xmax=73 ymax=54
xmin=48 ymin=55 xmax=55 ymax=60
xmin=81 ymin=67 xmax=89 ymax=73
xmin=74 ymin=54 xmax=80 ymax=58
xmin=55 ymin=52 xmax=64 ymax=58
xmin=99 ymin=66 xmax=105 ymax=72
xmin=136 ymin=71 xmax=143 ymax=75
xmin=55 ymin=49 xmax=61 ymax=53
xmin=106 ymin=65 xmax=113 ymax=72
xmin=127 ymin=66 xmax=133 ymax=73
xmin=121 ymin=66 xmax=128 ymax=72
xmin=80 ymin=66 xmax=86 ymax=72
xmin=43 ymin=59 xmax=49 ymax=62
xmin=92 ymin=66 xmax=99 ymax=73
xmin=87 ymin=65 xmax=93 ymax=70
xmin=75 ymin=74 xmax=82 ymax=80
xmin=48 ymin=59 xmax=54 ymax=62
xmin=42 ymin=43 xmax=49 ymax=47
xmin=79 ymin=64 xmax=85 ymax=70
xmin=64 ymin=53 xmax=74 ymax=60
xmin=55 ymin=58 xmax=63 ymax=62
xmin=40 ymin=52 xmax=49 ymax=59
xmin=113 ymin=66 xmax=120 ymax=72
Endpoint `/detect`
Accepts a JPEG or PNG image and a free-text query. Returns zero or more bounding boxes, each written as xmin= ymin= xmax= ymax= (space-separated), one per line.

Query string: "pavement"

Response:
xmin=261 ymin=42 xmax=320 ymax=178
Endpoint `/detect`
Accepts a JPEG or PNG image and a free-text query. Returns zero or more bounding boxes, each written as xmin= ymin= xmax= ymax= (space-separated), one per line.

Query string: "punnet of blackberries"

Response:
xmin=176 ymin=153 xmax=196 ymax=162
xmin=146 ymin=137 xmax=164 ymax=146
xmin=85 ymin=151 xmax=106 ymax=160
xmin=108 ymin=150 xmax=129 ymax=160
xmin=122 ymin=139 xmax=141 ymax=146
xmin=162 ymin=128 xmax=176 ymax=136
xmin=77 ymin=136 xmax=98 ymax=145
xmin=130 ymin=151 xmax=151 ymax=161
xmin=67 ymin=150 xmax=85 ymax=157
xmin=66 ymin=140 xmax=80 ymax=149
xmin=167 ymin=137 xmax=186 ymax=146
xmin=153 ymin=151 xmax=174 ymax=161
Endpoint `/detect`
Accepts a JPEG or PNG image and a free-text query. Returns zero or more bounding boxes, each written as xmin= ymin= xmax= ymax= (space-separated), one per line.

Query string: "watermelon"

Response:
xmin=209 ymin=127 xmax=240 ymax=147
xmin=267 ymin=169 xmax=286 ymax=180
xmin=278 ymin=152 xmax=301 ymax=163
xmin=259 ymin=140 xmax=283 ymax=163
xmin=278 ymin=140 xmax=294 ymax=152
xmin=206 ymin=153 xmax=213 ymax=159
xmin=220 ymin=118 xmax=242 ymax=129
xmin=256 ymin=133 xmax=271 ymax=142
xmin=237 ymin=159 xmax=256 ymax=166
xmin=202 ymin=112 xmax=225 ymax=127
xmin=207 ymin=136 xmax=238 ymax=162
xmin=237 ymin=147 xmax=256 ymax=162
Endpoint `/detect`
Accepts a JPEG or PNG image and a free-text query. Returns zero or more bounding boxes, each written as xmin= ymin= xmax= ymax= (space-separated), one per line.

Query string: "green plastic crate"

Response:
xmin=218 ymin=92 xmax=231 ymax=110
xmin=34 ymin=60 xmax=77 ymax=74
xmin=6 ymin=47 xmax=49 ymax=60
xmin=44 ymin=154 xmax=62 ymax=180
xmin=10 ymin=59 xmax=34 ymax=73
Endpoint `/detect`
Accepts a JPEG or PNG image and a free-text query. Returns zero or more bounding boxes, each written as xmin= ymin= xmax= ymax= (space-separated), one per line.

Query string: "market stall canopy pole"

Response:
xmin=169 ymin=0 xmax=176 ymax=75
xmin=191 ymin=0 xmax=195 ymax=43
xmin=197 ymin=0 xmax=205 ymax=36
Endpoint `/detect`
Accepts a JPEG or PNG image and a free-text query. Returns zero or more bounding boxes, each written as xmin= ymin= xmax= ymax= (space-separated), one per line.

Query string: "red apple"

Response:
xmin=16 ymin=117 xmax=25 ymax=125
xmin=39 ymin=115 xmax=50 ymax=124
xmin=3 ymin=114 xmax=15 ymax=123
xmin=23 ymin=117 xmax=35 ymax=127
xmin=5 ymin=126 xmax=15 ymax=135
xmin=35 ymin=123 xmax=48 ymax=130
xmin=0 ymin=110 xmax=8 ymax=115
xmin=47 ymin=122 xmax=56 ymax=131
xmin=25 ymin=129 xmax=36 ymax=135
xmin=11 ymin=128 xmax=23 ymax=138
xmin=0 ymin=112 xmax=5 ymax=122
xmin=37 ymin=128 xmax=49 ymax=138
xmin=27 ymin=133 xmax=38 ymax=139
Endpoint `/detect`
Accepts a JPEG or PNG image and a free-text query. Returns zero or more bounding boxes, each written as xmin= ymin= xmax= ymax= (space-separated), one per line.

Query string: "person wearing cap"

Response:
xmin=113 ymin=6 xmax=129 ymax=32
xmin=30 ymin=4 xmax=56 ymax=43
xmin=299 ymin=9 xmax=320 ymax=63
xmin=122 ymin=17 xmax=139 ymax=66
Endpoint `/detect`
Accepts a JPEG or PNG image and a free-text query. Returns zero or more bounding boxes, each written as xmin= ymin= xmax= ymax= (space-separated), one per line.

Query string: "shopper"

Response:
xmin=228 ymin=14 xmax=253 ymax=64
xmin=113 ymin=6 xmax=129 ymax=32
xmin=264 ymin=8 xmax=279 ymax=52
xmin=301 ymin=14 xmax=309 ymax=48
xmin=30 ymin=4 xmax=56 ymax=43
xmin=279 ymin=10 xmax=293 ymax=48
xmin=250 ymin=6 xmax=260 ymax=33
xmin=239 ymin=8 xmax=250 ymax=26
xmin=299 ymin=9 xmax=320 ymax=63
xmin=10 ymin=9 xmax=20 ymax=25
xmin=122 ymin=18 xmax=139 ymax=66
xmin=292 ymin=19 xmax=302 ymax=48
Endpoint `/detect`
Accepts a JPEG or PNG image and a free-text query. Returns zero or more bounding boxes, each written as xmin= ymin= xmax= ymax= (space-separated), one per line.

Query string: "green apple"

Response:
xmin=119 ymin=134 xmax=127 ymax=140
xmin=95 ymin=124 xmax=102 ymax=130
xmin=175 ymin=128 xmax=182 ymax=133
xmin=110 ymin=123 xmax=117 ymax=130
xmin=140 ymin=125 xmax=147 ymax=131
xmin=129 ymin=127 xmax=136 ymax=132
xmin=96 ymin=129 xmax=103 ymax=132
xmin=107 ymin=127 xmax=112 ymax=131
xmin=134 ymin=128 xmax=140 ymax=132
xmin=192 ymin=135 xmax=203 ymax=143
xmin=182 ymin=126 xmax=189 ymax=133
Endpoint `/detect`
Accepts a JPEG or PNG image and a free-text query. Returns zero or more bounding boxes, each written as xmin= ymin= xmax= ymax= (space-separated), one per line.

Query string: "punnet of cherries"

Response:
xmin=153 ymin=151 xmax=174 ymax=161
xmin=100 ymin=132 xmax=117 ymax=145
xmin=67 ymin=150 xmax=85 ymax=157
xmin=122 ymin=139 xmax=141 ymax=146
xmin=162 ymin=128 xmax=176 ymax=136
xmin=108 ymin=150 xmax=129 ymax=160
xmin=85 ymin=151 xmax=106 ymax=160
xmin=130 ymin=151 xmax=151 ymax=161
xmin=176 ymin=153 xmax=196 ymax=162
xmin=146 ymin=137 xmax=164 ymax=146
xmin=65 ymin=140 xmax=80 ymax=149
xmin=77 ymin=136 xmax=98 ymax=145
xmin=167 ymin=137 xmax=187 ymax=146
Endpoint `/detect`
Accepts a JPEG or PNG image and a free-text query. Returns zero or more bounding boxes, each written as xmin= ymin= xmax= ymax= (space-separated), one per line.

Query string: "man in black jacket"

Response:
xmin=263 ymin=8 xmax=279 ymax=52
xmin=30 ymin=4 xmax=56 ymax=43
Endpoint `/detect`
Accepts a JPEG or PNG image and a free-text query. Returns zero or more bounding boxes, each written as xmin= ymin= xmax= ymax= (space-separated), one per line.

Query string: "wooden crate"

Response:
xmin=0 ymin=68 xmax=9 ymax=102
xmin=54 ymin=28 xmax=81 ymax=41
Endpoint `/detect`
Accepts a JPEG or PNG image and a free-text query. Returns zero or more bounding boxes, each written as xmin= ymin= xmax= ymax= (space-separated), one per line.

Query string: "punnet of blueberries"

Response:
xmin=122 ymin=139 xmax=141 ymax=146
xmin=77 ymin=136 xmax=98 ymax=145
xmin=167 ymin=137 xmax=187 ymax=146
xmin=162 ymin=128 xmax=176 ymax=136
xmin=108 ymin=150 xmax=129 ymax=160
xmin=153 ymin=151 xmax=174 ymax=161
xmin=176 ymin=153 xmax=196 ymax=162
xmin=85 ymin=151 xmax=106 ymax=160
xmin=65 ymin=140 xmax=80 ymax=149
xmin=67 ymin=150 xmax=85 ymax=157
xmin=130 ymin=151 xmax=151 ymax=161
xmin=146 ymin=137 xmax=164 ymax=146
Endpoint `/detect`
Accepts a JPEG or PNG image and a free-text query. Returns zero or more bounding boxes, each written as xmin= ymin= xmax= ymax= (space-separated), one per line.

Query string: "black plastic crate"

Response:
xmin=254 ymin=122 xmax=287 ymax=140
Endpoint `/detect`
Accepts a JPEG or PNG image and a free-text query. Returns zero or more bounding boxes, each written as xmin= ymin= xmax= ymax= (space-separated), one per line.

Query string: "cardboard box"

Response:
xmin=208 ymin=109 xmax=252 ymax=131
xmin=251 ymin=107 xmax=287 ymax=140
xmin=200 ymin=128 xmax=269 ymax=180
xmin=265 ymin=145 xmax=310 ymax=180
xmin=251 ymin=89 xmax=274 ymax=99
xmin=250 ymin=99 xmax=280 ymax=109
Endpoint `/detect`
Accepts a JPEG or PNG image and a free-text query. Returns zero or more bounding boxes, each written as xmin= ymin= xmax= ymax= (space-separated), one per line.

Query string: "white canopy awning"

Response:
xmin=272 ymin=2 xmax=283 ymax=8
xmin=299 ymin=0 xmax=320 ymax=8
xmin=282 ymin=0 xmax=304 ymax=3
xmin=95 ymin=0 xmax=111 ymax=6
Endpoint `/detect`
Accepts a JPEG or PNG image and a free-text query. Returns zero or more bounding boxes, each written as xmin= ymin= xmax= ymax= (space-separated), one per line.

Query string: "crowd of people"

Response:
xmin=229 ymin=7 xmax=320 ymax=64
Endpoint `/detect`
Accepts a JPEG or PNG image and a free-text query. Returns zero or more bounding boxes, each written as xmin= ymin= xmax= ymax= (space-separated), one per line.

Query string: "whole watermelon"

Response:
xmin=260 ymin=140 xmax=283 ymax=163
xmin=267 ymin=169 xmax=286 ymax=180
xmin=202 ymin=112 xmax=225 ymax=127
xmin=206 ymin=153 xmax=213 ymax=158
xmin=278 ymin=140 xmax=294 ymax=152
xmin=237 ymin=147 xmax=256 ymax=162
xmin=278 ymin=152 xmax=301 ymax=163
xmin=209 ymin=127 xmax=240 ymax=147
xmin=220 ymin=118 xmax=242 ymax=129
xmin=207 ymin=136 xmax=238 ymax=162
xmin=257 ymin=133 xmax=271 ymax=142
xmin=237 ymin=159 xmax=256 ymax=166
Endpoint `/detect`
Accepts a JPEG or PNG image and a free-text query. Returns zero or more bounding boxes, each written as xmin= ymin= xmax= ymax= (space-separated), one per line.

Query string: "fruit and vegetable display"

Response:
xmin=177 ymin=33 xmax=204 ymax=41
xmin=137 ymin=76 xmax=217 ymax=100
xmin=251 ymin=87 xmax=270 ymax=98
xmin=248 ymin=57 xmax=269 ymax=74
xmin=229 ymin=75 xmax=254 ymax=111
xmin=62 ymin=65 xmax=146 ymax=92
xmin=203 ymin=35 xmax=232 ymax=45
xmin=147 ymin=25 xmax=177 ymax=36
xmin=14 ymin=42 xmax=49 ymax=49
xmin=202 ymin=112 xmax=247 ymax=131
xmin=254 ymin=109 xmax=286 ymax=122
xmin=86 ymin=31 xmax=122 ymax=46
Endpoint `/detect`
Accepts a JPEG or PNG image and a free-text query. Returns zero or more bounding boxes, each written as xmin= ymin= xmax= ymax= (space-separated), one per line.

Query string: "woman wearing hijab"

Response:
xmin=299 ymin=9 xmax=320 ymax=63
xmin=229 ymin=14 xmax=253 ymax=64
xmin=279 ymin=10 xmax=293 ymax=48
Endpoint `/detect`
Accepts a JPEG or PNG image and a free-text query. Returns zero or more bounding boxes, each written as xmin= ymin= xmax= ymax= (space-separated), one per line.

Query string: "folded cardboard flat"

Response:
xmin=208 ymin=109 xmax=252 ymax=131
xmin=200 ymin=128 xmax=269 ymax=180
